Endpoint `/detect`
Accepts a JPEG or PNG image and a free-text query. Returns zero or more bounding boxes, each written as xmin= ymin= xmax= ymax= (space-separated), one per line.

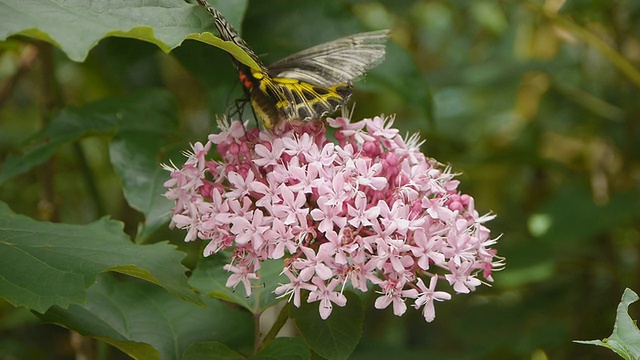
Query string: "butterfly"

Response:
xmin=195 ymin=0 xmax=389 ymax=129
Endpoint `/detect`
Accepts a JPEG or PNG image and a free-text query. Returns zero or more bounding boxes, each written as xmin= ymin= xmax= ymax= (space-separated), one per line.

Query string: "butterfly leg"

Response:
xmin=227 ymin=97 xmax=244 ymax=120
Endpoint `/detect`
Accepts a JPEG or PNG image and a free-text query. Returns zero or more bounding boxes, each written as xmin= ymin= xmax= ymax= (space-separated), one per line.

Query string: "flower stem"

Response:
xmin=259 ymin=303 xmax=290 ymax=350
xmin=253 ymin=311 xmax=261 ymax=353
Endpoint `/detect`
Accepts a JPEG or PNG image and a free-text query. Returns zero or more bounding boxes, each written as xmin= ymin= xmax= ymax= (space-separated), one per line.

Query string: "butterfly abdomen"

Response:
xmin=249 ymin=82 xmax=282 ymax=129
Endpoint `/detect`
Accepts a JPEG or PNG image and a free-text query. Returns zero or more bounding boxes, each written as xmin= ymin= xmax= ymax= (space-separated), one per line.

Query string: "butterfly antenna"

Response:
xmin=221 ymin=80 xmax=242 ymax=119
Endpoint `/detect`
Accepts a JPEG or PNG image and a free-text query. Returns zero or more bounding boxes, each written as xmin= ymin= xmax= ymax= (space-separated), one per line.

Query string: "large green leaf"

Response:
xmin=290 ymin=291 xmax=364 ymax=360
xmin=109 ymin=131 xmax=177 ymax=243
xmin=575 ymin=288 xmax=640 ymax=360
xmin=0 ymin=90 xmax=181 ymax=240
xmin=251 ymin=337 xmax=310 ymax=360
xmin=0 ymin=201 xmax=202 ymax=313
xmin=182 ymin=342 xmax=245 ymax=360
xmin=39 ymin=274 xmax=253 ymax=360
xmin=0 ymin=0 xmax=249 ymax=63
xmin=185 ymin=31 xmax=260 ymax=71
xmin=189 ymin=254 xmax=287 ymax=314
xmin=0 ymin=89 xmax=178 ymax=185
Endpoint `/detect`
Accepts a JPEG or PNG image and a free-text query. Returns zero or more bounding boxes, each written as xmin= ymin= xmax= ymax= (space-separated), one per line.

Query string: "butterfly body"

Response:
xmin=196 ymin=0 xmax=388 ymax=129
xmin=231 ymin=65 xmax=272 ymax=125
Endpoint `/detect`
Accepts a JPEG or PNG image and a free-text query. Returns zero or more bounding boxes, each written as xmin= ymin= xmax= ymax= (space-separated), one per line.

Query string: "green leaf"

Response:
xmin=189 ymin=254 xmax=287 ymax=314
xmin=0 ymin=0 xmax=248 ymax=63
xmin=185 ymin=32 xmax=261 ymax=71
xmin=290 ymin=292 xmax=363 ymax=360
xmin=0 ymin=89 xmax=178 ymax=185
xmin=109 ymin=131 xmax=177 ymax=243
xmin=182 ymin=342 xmax=245 ymax=360
xmin=170 ymin=35 xmax=240 ymax=118
xmin=0 ymin=201 xmax=202 ymax=313
xmin=39 ymin=274 xmax=253 ymax=360
xmin=251 ymin=337 xmax=310 ymax=360
xmin=574 ymin=288 xmax=640 ymax=360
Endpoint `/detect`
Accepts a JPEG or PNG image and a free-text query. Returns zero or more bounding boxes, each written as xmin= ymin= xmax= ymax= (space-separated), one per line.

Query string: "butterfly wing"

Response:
xmin=263 ymin=30 xmax=388 ymax=122
xmin=267 ymin=30 xmax=389 ymax=87
xmin=261 ymin=77 xmax=352 ymax=122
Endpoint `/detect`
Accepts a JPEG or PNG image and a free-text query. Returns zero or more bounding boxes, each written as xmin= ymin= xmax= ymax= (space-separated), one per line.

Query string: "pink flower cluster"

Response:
xmin=163 ymin=115 xmax=502 ymax=322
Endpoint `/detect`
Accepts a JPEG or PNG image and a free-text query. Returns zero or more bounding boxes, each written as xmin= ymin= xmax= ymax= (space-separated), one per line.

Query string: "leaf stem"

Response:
xmin=0 ymin=43 xmax=39 ymax=106
xmin=38 ymin=42 xmax=60 ymax=222
xmin=534 ymin=4 xmax=640 ymax=90
xmin=73 ymin=141 xmax=107 ymax=217
xmin=253 ymin=311 xmax=261 ymax=353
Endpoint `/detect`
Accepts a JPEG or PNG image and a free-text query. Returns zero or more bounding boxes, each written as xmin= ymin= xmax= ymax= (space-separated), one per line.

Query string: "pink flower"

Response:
xmin=275 ymin=269 xmax=316 ymax=307
xmin=414 ymin=276 xmax=451 ymax=322
xmin=346 ymin=192 xmax=380 ymax=228
xmin=374 ymin=279 xmax=418 ymax=316
xmin=271 ymin=187 xmax=309 ymax=226
xmin=444 ymin=260 xmax=483 ymax=294
xmin=253 ymin=139 xmax=284 ymax=167
xmin=163 ymin=115 xmax=503 ymax=322
xmin=229 ymin=209 xmax=269 ymax=249
xmin=223 ymin=263 xmax=259 ymax=297
xmin=307 ymin=277 xmax=347 ymax=319
xmin=310 ymin=196 xmax=347 ymax=234
xmin=293 ymin=245 xmax=334 ymax=281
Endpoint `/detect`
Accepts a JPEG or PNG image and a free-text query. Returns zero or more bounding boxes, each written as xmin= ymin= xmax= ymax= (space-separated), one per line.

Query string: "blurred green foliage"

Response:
xmin=1 ymin=0 xmax=639 ymax=359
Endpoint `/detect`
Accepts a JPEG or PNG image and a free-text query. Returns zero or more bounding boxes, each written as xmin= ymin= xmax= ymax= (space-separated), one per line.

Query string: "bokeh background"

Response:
xmin=1 ymin=0 xmax=639 ymax=359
